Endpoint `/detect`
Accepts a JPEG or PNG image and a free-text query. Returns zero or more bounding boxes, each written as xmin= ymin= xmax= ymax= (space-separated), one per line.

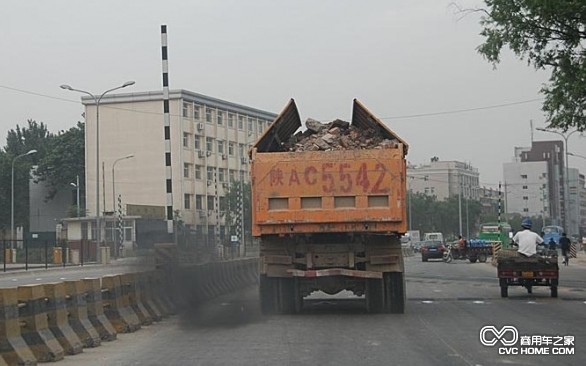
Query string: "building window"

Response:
xmin=523 ymin=196 xmax=528 ymax=200
xmin=240 ymin=170 xmax=246 ymax=181
xmin=217 ymin=140 xmax=224 ymax=155
xmin=207 ymin=167 xmax=214 ymax=181
xmin=195 ymin=195 xmax=203 ymax=210
xmin=228 ymin=113 xmax=235 ymax=128
xmin=228 ymin=142 xmax=235 ymax=156
xmin=206 ymin=137 xmax=214 ymax=152
xmin=521 ymin=174 xmax=528 ymax=179
xmin=217 ymin=110 xmax=224 ymax=126
xmin=183 ymin=132 xmax=189 ymax=148
xmin=183 ymin=163 xmax=190 ymax=178
xmin=248 ymin=117 xmax=254 ymax=132
xmin=183 ymin=102 xmax=189 ymax=118
xmin=184 ymin=194 xmax=191 ymax=209
xmin=239 ymin=143 xmax=245 ymax=157
xmin=258 ymin=120 xmax=264 ymax=133
xmin=195 ymin=165 xmax=202 ymax=180
xmin=194 ymin=135 xmax=201 ymax=150
xmin=206 ymin=108 xmax=213 ymax=123
xmin=218 ymin=168 xmax=225 ymax=182
xmin=207 ymin=195 xmax=215 ymax=211
xmin=523 ymin=208 xmax=529 ymax=212
xmin=238 ymin=116 xmax=244 ymax=130
xmin=194 ymin=105 xmax=201 ymax=120
xmin=229 ymin=169 xmax=236 ymax=182
xmin=220 ymin=196 xmax=227 ymax=211
xmin=522 ymin=185 xmax=528 ymax=189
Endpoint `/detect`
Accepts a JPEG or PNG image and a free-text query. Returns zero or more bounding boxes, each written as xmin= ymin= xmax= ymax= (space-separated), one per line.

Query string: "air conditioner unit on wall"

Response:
xmin=207 ymin=180 xmax=213 ymax=186
xmin=222 ymin=182 xmax=229 ymax=189
xmin=197 ymin=123 xmax=204 ymax=131
xmin=206 ymin=151 xmax=212 ymax=157
xmin=198 ymin=210 xmax=206 ymax=218
xmin=222 ymin=154 xmax=227 ymax=160
xmin=198 ymin=150 xmax=205 ymax=158
xmin=241 ymin=157 xmax=248 ymax=164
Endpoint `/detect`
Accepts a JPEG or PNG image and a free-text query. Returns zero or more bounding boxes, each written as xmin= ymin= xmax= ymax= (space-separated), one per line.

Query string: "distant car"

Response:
xmin=420 ymin=240 xmax=446 ymax=262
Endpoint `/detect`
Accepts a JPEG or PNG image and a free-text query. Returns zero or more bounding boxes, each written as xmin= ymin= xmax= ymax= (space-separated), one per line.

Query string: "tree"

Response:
xmin=34 ymin=122 xmax=85 ymax=201
xmin=476 ymin=0 xmax=586 ymax=131
xmin=0 ymin=120 xmax=53 ymax=236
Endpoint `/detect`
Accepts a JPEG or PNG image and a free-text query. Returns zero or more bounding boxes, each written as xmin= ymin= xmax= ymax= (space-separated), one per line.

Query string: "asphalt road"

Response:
xmin=55 ymin=254 xmax=586 ymax=366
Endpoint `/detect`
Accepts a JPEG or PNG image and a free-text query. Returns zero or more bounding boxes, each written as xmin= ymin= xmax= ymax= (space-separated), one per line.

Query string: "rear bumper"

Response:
xmin=286 ymin=268 xmax=383 ymax=279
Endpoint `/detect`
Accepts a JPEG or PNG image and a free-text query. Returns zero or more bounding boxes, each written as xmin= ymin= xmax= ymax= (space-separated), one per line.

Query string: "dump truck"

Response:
xmin=250 ymin=99 xmax=408 ymax=314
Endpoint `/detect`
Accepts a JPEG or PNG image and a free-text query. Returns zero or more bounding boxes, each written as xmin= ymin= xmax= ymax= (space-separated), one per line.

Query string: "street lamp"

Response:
xmin=112 ymin=154 xmax=134 ymax=213
xmin=568 ymin=152 xmax=586 ymax=160
xmin=61 ymin=81 xmax=135 ymax=261
xmin=70 ymin=175 xmax=81 ymax=218
xmin=11 ymin=149 xmax=37 ymax=249
xmin=536 ymin=127 xmax=580 ymax=235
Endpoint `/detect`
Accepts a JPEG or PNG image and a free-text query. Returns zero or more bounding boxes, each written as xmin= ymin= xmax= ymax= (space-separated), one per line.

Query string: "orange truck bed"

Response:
xmin=250 ymin=99 xmax=408 ymax=236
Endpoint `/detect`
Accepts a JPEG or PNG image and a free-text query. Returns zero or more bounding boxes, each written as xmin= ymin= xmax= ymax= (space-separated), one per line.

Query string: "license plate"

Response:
xmin=522 ymin=271 xmax=533 ymax=278
xmin=429 ymin=248 xmax=437 ymax=252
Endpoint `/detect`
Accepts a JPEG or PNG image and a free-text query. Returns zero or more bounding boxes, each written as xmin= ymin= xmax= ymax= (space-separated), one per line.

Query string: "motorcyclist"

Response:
xmin=512 ymin=218 xmax=544 ymax=257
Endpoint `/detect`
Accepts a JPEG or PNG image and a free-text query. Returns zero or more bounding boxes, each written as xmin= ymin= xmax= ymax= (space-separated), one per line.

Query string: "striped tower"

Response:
xmin=161 ymin=25 xmax=174 ymax=234
xmin=498 ymin=182 xmax=502 ymax=227
xmin=117 ymin=194 xmax=123 ymax=257
xmin=214 ymin=168 xmax=220 ymax=254
xmin=235 ymin=183 xmax=242 ymax=246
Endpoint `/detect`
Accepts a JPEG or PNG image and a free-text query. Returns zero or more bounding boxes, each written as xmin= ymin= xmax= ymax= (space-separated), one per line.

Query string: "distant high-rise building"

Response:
xmin=504 ymin=140 xmax=568 ymax=229
xmin=408 ymin=159 xmax=480 ymax=201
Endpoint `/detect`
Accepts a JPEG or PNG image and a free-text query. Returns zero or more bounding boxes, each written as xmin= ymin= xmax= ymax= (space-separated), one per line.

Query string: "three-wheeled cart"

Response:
xmin=497 ymin=250 xmax=559 ymax=298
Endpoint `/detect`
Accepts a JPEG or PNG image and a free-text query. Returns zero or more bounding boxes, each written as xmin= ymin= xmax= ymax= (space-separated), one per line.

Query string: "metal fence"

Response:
xmin=1 ymin=239 xmax=97 ymax=272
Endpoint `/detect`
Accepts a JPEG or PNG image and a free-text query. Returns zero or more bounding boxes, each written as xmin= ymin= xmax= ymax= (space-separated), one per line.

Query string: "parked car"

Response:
xmin=420 ymin=240 xmax=446 ymax=262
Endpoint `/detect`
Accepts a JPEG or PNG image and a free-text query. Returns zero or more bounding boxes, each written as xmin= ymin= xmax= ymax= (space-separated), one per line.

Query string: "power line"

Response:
xmin=380 ymin=98 xmax=543 ymax=120
xmin=1 ymin=84 xmax=544 ymax=122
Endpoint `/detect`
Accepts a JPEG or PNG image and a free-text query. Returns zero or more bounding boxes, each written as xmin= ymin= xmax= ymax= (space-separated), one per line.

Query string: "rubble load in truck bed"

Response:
xmin=281 ymin=118 xmax=399 ymax=152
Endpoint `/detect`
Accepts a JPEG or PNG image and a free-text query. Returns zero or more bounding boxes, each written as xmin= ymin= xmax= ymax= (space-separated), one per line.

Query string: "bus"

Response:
xmin=477 ymin=222 xmax=513 ymax=247
xmin=542 ymin=225 xmax=564 ymax=245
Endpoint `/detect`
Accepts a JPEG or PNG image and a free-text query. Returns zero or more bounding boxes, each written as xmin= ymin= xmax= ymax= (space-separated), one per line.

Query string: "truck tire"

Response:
xmin=260 ymin=275 xmax=277 ymax=314
xmin=478 ymin=253 xmax=487 ymax=263
xmin=500 ymin=286 xmax=508 ymax=298
xmin=384 ymin=272 xmax=405 ymax=314
xmin=277 ymin=278 xmax=297 ymax=314
xmin=366 ymin=278 xmax=384 ymax=313
xmin=551 ymin=286 xmax=558 ymax=298
xmin=422 ymin=255 xmax=428 ymax=262
xmin=469 ymin=257 xmax=478 ymax=263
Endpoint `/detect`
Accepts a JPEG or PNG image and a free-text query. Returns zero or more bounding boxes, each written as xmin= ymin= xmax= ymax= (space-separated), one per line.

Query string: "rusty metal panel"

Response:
xmin=351 ymin=99 xmax=409 ymax=155
xmin=252 ymin=99 xmax=301 ymax=154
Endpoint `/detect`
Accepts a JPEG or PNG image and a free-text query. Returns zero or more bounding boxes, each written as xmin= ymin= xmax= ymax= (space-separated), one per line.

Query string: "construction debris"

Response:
xmin=282 ymin=118 xmax=397 ymax=152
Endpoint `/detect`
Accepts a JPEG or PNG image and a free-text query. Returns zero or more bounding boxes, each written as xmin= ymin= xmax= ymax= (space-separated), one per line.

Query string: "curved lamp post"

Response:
xmin=60 ymin=81 xmax=135 ymax=260
xmin=11 ymin=149 xmax=37 ymax=248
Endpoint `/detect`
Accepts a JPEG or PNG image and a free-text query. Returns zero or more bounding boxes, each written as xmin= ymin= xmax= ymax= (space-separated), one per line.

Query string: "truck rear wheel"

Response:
xmin=478 ymin=254 xmax=487 ymax=263
xmin=551 ymin=286 xmax=558 ymax=298
xmin=469 ymin=257 xmax=478 ymax=263
xmin=277 ymin=278 xmax=297 ymax=314
xmin=260 ymin=275 xmax=277 ymax=314
xmin=384 ymin=272 xmax=405 ymax=314
xmin=500 ymin=286 xmax=508 ymax=298
xmin=366 ymin=278 xmax=384 ymax=313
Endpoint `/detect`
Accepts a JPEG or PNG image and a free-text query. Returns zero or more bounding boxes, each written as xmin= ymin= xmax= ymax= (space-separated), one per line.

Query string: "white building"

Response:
xmin=81 ymin=90 xmax=277 ymax=243
xmin=502 ymin=161 xmax=549 ymax=219
xmin=408 ymin=159 xmax=480 ymax=201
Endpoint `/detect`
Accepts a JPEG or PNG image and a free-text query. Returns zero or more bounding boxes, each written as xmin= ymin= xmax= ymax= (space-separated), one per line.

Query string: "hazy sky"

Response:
xmin=2 ymin=0 xmax=585 ymax=186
